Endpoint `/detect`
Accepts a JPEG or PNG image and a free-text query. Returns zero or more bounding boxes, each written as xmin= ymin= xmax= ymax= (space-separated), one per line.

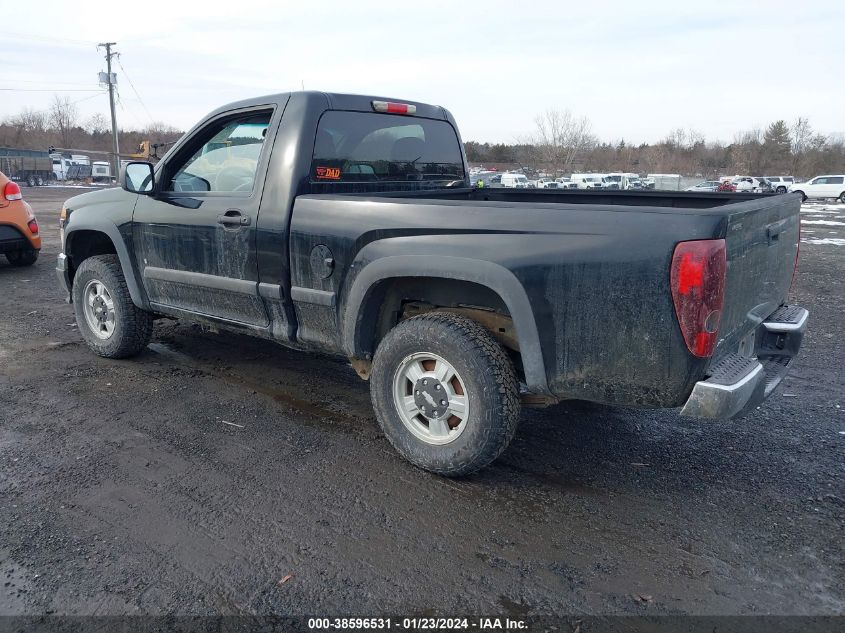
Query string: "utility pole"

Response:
xmin=98 ymin=42 xmax=120 ymax=179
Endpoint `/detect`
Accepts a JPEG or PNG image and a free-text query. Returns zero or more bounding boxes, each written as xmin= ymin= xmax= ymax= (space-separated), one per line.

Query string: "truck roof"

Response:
xmin=205 ymin=91 xmax=450 ymax=122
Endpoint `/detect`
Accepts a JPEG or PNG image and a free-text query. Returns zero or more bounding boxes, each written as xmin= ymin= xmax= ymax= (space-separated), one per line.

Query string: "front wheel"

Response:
xmin=794 ymin=190 xmax=807 ymax=202
xmin=370 ymin=311 xmax=521 ymax=476
xmin=72 ymin=254 xmax=154 ymax=358
xmin=5 ymin=249 xmax=38 ymax=266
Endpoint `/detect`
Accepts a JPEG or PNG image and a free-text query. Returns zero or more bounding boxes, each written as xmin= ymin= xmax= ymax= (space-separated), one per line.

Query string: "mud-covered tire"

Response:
xmin=370 ymin=311 xmax=521 ymax=477
xmin=5 ymin=249 xmax=39 ymax=266
xmin=72 ymin=255 xmax=153 ymax=358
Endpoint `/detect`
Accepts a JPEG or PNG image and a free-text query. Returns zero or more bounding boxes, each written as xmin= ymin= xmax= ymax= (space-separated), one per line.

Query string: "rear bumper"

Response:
xmin=680 ymin=305 xmax=808 ymax=419
xmin=0 ymin=224 xmax=39 ymax=253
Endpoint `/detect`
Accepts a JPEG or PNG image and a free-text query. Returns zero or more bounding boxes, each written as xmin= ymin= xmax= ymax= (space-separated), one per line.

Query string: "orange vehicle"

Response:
xmin=0 ymin=170 xmax=41 ymax=266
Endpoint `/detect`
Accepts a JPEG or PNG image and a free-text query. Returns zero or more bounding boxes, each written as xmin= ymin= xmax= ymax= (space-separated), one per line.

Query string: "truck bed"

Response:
xmin=290 ymin=188 xmax=801 ymax=405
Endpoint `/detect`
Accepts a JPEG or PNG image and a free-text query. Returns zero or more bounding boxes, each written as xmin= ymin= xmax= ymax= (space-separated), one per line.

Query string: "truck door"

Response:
xmin=133 ymin=106 xmax=279 ymax=328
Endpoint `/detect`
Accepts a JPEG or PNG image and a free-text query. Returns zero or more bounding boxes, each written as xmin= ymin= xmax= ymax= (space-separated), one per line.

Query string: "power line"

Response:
xmin=2 ymin=31 xmax=94 ymax=47
xmin=0 ymin=88 xmax=102 ymax=92
xmin=7 ymin=92 xmax=106 ymax=118
xmin=2 ymin=79 xmax=99 ymax=86
xmin=115 ymin=57 xmax=155 ymax=125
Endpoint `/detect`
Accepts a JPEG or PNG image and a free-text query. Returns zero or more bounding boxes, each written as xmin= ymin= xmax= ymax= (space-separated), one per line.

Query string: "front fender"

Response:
xmin=65 ymin=221 xmax=148 ymax=310
xmin=341 ymin=255 xmax=551 ymax=395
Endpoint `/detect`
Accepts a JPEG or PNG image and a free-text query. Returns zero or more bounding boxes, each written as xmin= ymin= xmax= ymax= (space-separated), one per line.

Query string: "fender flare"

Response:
xmin=342 ymin=255 xmax=551 ymax=395
xmin=65 ymin=222 xmax=148 ymax=309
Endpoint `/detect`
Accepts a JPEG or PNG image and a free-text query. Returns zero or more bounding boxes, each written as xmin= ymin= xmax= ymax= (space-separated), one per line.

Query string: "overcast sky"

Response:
xmin=2 ymin=0 xmax=843 ymax=144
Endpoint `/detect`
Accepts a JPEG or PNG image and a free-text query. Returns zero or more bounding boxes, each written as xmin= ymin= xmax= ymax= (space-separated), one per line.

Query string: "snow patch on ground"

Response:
xmin=801 ymin=220 xmax=845 ymax=226
xmin=802 ymin=238 xmax=845 ymax=246
xmin=801 ymin=204 xmax=841 ymax=214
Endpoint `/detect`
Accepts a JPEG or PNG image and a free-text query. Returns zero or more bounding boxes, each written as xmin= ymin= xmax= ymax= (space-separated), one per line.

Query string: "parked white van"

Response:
xmin=789 ymin=175 xmax=845 ymax=203
xmin=500 ymin=173 xmax=530 ymax=188
xmin=91 ymin=161 xmax=112 ymax=182
xmin=571 ymin=173 xmax=605 ymax=189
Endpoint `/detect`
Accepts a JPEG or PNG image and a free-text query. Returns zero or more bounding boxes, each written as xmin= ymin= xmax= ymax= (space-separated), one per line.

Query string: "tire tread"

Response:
xmin=73 ymin=254 xmax=153 ymax=358
xmin=371 ymin=311 xmax=521 ymax=476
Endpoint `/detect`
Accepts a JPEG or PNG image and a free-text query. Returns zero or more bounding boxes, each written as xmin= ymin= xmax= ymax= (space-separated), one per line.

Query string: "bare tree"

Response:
xmin=9 ymin=108 xmax=48 ymax=133
xmin=49 ymin=95 xmax=79 ymax=147
xmin=85 ymin=113 xmax=109 ymax=135
xmin=529 ymin=109 xmax=595 ymax=174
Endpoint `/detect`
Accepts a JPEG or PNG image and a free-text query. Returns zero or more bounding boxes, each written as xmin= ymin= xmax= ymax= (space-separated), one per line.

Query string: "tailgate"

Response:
xmin=716 ymin=194 xmax=801 ymax=360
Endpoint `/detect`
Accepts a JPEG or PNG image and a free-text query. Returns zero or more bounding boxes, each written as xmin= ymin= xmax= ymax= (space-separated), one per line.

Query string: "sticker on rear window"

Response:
xmin=315 ymin=166 xmax=341 ymax=180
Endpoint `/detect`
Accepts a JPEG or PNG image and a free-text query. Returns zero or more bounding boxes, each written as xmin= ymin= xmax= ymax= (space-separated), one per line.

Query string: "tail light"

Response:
xmin=28 ymin=219 xmax=39 ymax=235
xmin=371 ymin=101 xmax=417 ymax=115
xmin=670 ymin=239 xmax=727 ymax=358
xmin=4 ymin=181 xmax=22 ymax=201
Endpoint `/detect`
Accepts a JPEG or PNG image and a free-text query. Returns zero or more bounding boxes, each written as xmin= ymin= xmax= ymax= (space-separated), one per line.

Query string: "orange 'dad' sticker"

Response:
xmin=316 ymin=166 xmax=341 ymax=180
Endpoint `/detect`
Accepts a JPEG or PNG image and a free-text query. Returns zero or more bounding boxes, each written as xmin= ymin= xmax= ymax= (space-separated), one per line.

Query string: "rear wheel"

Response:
xmin=5 ymin=249 xmax=38 ymax=266
xmin=26 ymin=175 xmax=36 ymax=187
xmin=839 ymin=192 xmax=845 ymax=204
xmin=35 ymin=175 xmax=44 ymax=186
xmin=776 ymin=186 xmax=787 ymax=194
xmin=72 ymin=255 xmax=154 ymax=358
xmin=370 ymin=311 xmax=521 ymax=476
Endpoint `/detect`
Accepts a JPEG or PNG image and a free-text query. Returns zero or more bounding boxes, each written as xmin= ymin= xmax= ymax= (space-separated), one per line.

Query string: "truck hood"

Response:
xmin=64 ymin=186 xmax=128 ymax=212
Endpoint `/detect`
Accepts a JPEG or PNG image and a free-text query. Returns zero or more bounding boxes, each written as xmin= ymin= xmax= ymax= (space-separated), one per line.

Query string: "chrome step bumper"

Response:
xmin=681 ymin=305 xmax=808 ymax=419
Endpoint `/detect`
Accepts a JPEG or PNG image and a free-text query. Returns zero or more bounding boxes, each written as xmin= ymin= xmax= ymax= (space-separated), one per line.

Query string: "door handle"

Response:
xmin=217 ymin=210 xmax=251 ymax=227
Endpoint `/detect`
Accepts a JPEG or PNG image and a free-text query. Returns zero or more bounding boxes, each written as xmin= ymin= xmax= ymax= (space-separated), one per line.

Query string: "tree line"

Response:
xmin=0 ymin=96 xmax=184 ymax=159
xmin=3 ymin=98 xmax=843 ymax=178
xmin=466 ymin=110 xmax=845 ymax=178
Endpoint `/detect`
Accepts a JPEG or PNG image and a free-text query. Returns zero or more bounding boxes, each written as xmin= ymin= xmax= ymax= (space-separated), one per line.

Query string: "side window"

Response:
xmin=166 ymin=110 xmax=272 ymax=193
xmin=829 ymin=177 xmax=844 ymax=185
xmin=813 ymin=177 xmax=826 ymax=185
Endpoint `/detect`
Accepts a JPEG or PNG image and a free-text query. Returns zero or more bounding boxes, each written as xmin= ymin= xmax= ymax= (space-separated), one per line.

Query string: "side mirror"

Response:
xmin=122 ymin=161 xmax=155 ymax=194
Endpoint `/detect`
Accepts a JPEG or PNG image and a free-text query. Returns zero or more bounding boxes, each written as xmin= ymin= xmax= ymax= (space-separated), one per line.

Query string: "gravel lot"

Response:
xmin=1 ymin=187 xmax=843 ymax=617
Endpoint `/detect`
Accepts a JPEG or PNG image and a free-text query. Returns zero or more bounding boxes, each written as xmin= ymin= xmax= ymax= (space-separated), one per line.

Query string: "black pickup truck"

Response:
xmin=56 ymin=91 xmax=808 ymax=476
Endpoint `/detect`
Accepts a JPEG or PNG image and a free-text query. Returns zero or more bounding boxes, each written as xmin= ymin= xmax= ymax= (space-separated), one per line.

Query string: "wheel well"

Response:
xmin=357 ymin=277 xmax=522 ymax=375
xmin=66 ymin=230 xmax=117 ymax=283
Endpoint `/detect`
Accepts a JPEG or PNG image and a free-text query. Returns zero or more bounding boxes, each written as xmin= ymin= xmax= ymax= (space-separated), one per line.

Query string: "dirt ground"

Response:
xmin=1 ymin=187 xmax=843 ymax=617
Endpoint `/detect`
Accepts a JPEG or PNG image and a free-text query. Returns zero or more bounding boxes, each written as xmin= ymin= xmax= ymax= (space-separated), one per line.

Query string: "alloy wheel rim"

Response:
xmin=392 ymin=352 xmax=470 ymax=446
xmin=82 ymin=279 xmax=116 ymax=340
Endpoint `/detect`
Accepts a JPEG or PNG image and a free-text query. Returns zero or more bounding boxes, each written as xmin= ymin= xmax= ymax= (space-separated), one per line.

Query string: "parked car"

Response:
xmin=554 ymin=177 xmax=578 ymax=189
xmin=57 ymin=91 xmax=808 ymax=476
xmin=0 ymin=170 xmax=41 ymax=265
xmin=685 ymin=180 xmax=721 ymax=192
xmin=789 ymin=175 xmax=845 ymax=203
xmin=764 ymin=176 xmax=795 ymax=194
xmin=732 ymin=176 xmax=759 ymax=192
xmin=500 ymin=173 xmax=530 ymax=188
xmin=752 ymin=177 xmax=773 ymax=193
xmin=570 ymin=173 xmax=605 ymax=189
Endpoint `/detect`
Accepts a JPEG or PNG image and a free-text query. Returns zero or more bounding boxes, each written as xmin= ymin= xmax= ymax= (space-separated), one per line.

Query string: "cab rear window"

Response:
xmin=310 ymin=111 xmax=466 ymax=192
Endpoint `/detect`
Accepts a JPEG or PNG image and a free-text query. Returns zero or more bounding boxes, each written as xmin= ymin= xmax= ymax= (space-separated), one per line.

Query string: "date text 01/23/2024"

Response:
xmin=307 ymin=617 xmax=528 ymax=630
